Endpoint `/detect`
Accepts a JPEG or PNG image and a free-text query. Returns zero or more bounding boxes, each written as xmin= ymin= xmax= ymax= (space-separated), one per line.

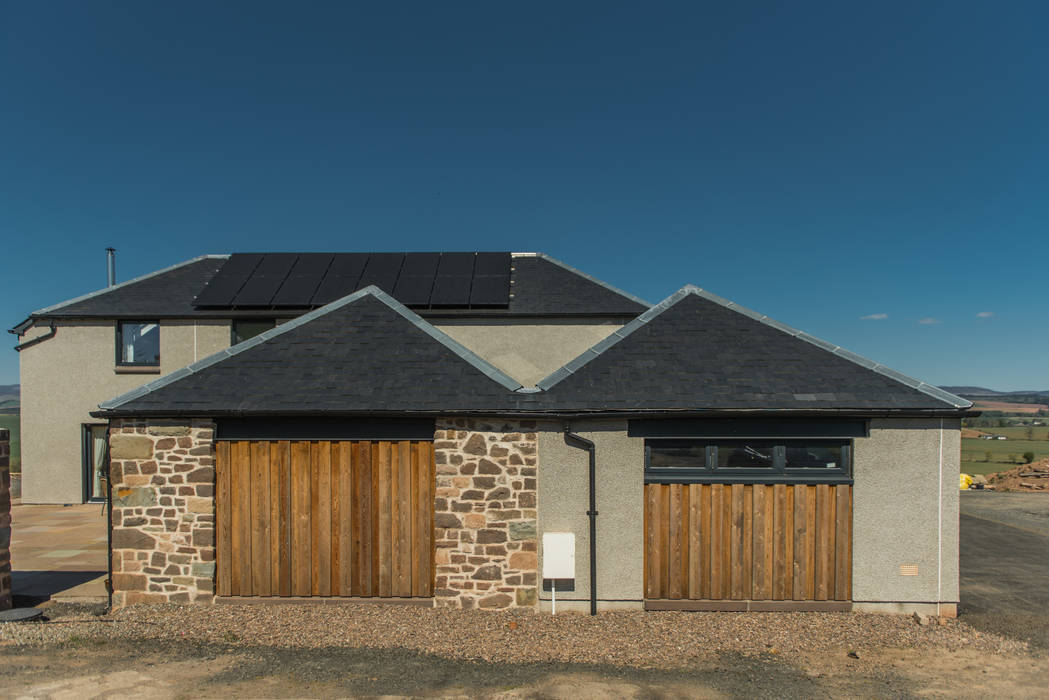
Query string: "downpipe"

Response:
xmin=563 ymin=424 xmax=597 ymax=616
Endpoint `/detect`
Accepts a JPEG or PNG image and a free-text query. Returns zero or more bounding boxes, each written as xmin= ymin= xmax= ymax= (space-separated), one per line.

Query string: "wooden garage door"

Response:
xmin=215 ymin=440 xmax=434 ymax=598
xmin=644 ymin=483 xmax=851 ymax=605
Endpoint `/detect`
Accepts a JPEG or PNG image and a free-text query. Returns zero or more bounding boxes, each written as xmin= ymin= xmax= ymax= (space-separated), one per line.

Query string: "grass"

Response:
xmin=961 ymin=430 xmax=1049 ymax=475
xmin=0 ymin=412 xmax=20 ymax=472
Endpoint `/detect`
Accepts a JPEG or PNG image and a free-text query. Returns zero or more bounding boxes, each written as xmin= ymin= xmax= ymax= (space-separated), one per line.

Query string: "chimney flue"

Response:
xmin=106 ymin=248 xmax=116 ymax=287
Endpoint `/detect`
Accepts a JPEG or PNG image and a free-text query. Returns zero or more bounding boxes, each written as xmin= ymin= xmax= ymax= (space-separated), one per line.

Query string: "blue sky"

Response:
xmin=2 ymin=1 xmax=1046 ymax=390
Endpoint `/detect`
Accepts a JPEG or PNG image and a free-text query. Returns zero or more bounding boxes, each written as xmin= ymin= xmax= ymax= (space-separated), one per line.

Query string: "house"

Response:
xmin=15 ymin=252 xmax=970 ymax=616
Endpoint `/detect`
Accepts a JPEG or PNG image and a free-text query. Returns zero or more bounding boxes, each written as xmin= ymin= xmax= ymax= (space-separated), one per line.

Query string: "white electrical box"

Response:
xmin=542 ymin=532 xmax=575 ymax=579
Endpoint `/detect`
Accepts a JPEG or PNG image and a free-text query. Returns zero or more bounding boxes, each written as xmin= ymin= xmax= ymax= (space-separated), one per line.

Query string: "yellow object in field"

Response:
xmin=960 ymin=473 xmax=973 ymax=490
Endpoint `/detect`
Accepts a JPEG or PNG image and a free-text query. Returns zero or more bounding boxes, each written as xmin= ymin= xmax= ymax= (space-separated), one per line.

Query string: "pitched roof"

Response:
xmin=536 ymin=286 xmax=972 ymax=411
xmin=13 ymin=256 xmax=229 ymax=328
xmin=14 ymin=253 xmax=647 ymax=331
xmin=98 ymin=287 xmax=538 ymax=416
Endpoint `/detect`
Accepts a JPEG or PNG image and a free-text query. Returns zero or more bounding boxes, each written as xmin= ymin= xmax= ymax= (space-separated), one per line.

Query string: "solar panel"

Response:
xmin=233 ymin=275 xmax=287 ymax=306
xmin=393 ymin=275 xmax=436 ymax=306
xmin=193 ymin=273 xmax=251 ymax=307
xmin=429 ymin=276 xmax=472 ymax=306
xmin=311 ymin=276 xmax=359 ymax=305
xmin=272 ymin=275 xmax=324 ymax=307
xmin=356 ymin=253 xmax=404 ymax=293
xmin=469 ymin=275 xmax=510 ymax=306
xmin=252 ymin=253 xmax=298 ymax=277
xmin=474 ymin=252 xmax=510 ymax=276
xmin=218 ymin=253 xmax=265 ymax=276
xmin=401 ymin=252 xmax=440 ymax=277
xmin=289 ymin=253 xmax=334 ymax=275
xmin=436 ymin=252 xmax=475 ymax=277
xmin=327 ymin=253 xmax=369 ymax=278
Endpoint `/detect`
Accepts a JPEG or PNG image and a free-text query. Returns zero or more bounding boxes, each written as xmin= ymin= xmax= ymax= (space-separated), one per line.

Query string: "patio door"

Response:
xmin=82 ymin=424 xmax=109 ymax=502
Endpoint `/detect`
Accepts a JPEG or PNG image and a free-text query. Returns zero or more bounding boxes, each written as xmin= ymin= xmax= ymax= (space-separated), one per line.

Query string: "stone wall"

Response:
xmin=433 ymin=418 xmax=538 ymax=609
xmin=108 ymin=419 xmax=216 ymax=606
xmin=0 ymin=428 xmax=11 ymax=611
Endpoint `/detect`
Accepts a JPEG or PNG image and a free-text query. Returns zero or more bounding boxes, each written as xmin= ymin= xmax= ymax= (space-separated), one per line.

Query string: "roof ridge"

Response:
xmin=27 ymin=255 xmax=230 ymax=319
xmin=530 ymin=254 xmax=652 ymax=309
xmin=98 ymin=285 xmax=522 ymax=411
xmin=535 ymin=285 xmax=972 ymax=409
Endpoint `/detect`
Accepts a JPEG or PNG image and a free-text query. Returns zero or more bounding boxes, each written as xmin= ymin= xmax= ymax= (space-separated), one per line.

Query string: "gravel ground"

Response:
xmin=0 ymin=602 xmax=1026 ymax=668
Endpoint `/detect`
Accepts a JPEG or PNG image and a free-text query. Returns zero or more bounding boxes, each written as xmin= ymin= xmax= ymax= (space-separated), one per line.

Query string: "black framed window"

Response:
xmin=645 ymin=439 xmax=851 ymax=484
xmin=116 ymin=321 xmax=159 ymax=366
xmin=232 ymin=319 xmax=276 ymax=345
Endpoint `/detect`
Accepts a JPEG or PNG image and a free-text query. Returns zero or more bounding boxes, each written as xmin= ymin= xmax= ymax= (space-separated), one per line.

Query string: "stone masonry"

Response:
xmin=433 ymin=418 xmax=538 ymax=609
xmin=0 ymin=428 xmax=11 ymax=611
xmin=109 ymin=419 xmax=216 ymax=606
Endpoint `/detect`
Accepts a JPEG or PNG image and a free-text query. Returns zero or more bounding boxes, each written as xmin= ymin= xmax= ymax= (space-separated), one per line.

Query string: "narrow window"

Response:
xmin=116 ymin=321 xmax=160 ymax=365
xmin=232 ymin=319 xmax=276 ymax=345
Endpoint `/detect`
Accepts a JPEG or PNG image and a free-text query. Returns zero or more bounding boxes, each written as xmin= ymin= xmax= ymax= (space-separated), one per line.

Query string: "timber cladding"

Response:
xmin=216 ymin=440 xmax=435 ymax=598
xmin=644 ymin=483 xmax=852 ymax=605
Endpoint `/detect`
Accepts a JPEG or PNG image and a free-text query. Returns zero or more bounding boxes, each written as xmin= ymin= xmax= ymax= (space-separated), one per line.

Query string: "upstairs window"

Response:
xmin=645 ymin=439 xmax=851 ymax=484
xmin=116 ymin=321 xmax=160 ymax=366
xmin=232 ymin=319 xmax=277 ymax=345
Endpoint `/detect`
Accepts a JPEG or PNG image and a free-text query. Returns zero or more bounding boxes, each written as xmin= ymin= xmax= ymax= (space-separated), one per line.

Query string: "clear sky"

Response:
xmin=2 ymin=2 xmax=1046 ymax=390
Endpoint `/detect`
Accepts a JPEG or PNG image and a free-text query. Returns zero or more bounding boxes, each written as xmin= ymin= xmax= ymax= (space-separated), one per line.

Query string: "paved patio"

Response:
xmin=10 ymin=502 xmax=108 ymax=604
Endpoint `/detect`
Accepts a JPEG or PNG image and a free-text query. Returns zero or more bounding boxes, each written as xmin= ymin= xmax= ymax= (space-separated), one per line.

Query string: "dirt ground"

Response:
xmin=2 ymin=492 xmax=1047 ymax=698
xmin=2 ymin=635 xmax=1047 ymax=699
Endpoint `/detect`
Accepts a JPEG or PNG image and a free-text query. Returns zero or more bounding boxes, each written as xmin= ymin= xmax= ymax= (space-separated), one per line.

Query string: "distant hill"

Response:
xmin=941 ymin=386 xmax=1049 ymax=405
xmin=0 ymin=384 xmax=18 ymax=411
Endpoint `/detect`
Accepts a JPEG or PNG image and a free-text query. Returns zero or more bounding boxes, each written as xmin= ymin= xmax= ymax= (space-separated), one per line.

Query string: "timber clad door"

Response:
xmin=216 ymin=440 xmax=435 ymax=598
xmin=644 ymin=483 xmax=851 ymax=606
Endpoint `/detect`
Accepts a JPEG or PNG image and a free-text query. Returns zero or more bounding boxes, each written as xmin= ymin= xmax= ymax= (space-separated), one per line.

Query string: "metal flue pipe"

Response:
xmin=106 ymin=248 xmax=116 ymax=287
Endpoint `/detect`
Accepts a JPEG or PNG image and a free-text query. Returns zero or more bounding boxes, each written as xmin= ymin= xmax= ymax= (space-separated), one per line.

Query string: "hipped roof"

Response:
xmin=96 ymin=285 xmax=971 ymax=418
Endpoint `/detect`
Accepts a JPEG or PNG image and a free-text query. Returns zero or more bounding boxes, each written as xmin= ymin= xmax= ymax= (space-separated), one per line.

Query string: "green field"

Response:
xmin=961 ymin=425 xmax=1049 ymax=475
xmin=0 ymin=413 xmax=20 ymax=473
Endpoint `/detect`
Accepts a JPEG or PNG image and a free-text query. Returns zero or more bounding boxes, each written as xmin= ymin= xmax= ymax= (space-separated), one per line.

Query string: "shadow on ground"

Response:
xmin=12 ymin=571 xmax=106 ymax=604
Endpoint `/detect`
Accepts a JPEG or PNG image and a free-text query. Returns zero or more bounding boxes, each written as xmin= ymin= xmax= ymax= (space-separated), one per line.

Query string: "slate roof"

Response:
xmin=536 ymin=287 xmax=971 ymax=411
xmin=13 ymin=253 xmax=647 ymax=332
xmin=95 ymin=284 xmax=971 ymax=418
xmin=98 ymin=287 xmax=539 ymax=416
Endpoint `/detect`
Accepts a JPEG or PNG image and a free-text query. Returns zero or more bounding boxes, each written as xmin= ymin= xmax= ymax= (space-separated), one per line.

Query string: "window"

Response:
xmin=232 ymin=319 xmax=276 ymax=345
xmin=645 ymin=439 xmax=851 ymax=484
xmin=116 ymin=321 xmax=159 ymax=365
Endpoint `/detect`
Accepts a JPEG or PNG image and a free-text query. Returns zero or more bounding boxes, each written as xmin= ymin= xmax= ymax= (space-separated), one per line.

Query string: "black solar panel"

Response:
xmin=401 ymin=252 xmax=440 ymax=277
xmin=469 ymin=275 xmax=510 ymax=306
xmin=194 ymin=251 xmax=512 ymax=309
xmin=193 ymin=273 xmax=251 ymax=307
xmin=429 ymin=276 xmax=472 ymax=306
xmin=218 ymin=253 xmax=265 ymax=276
xmin=357 ymin=253 xmax=403 ymax=293
xmin=474 ymin=252 xmax=510 ymax=276
xmin=392 ymin=275 xmax=436 ymax=306
xmin=436 ymin=252 xmax=475 ymax=277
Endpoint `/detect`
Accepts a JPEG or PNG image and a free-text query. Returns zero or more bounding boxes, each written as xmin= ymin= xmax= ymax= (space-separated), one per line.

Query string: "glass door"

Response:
xmin=83 ymin=424 xmax=109 ymax=502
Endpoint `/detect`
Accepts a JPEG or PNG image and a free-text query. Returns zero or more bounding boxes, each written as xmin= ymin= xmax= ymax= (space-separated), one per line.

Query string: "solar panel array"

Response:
xmin=193 ymin=252 xmax=512 ymax=309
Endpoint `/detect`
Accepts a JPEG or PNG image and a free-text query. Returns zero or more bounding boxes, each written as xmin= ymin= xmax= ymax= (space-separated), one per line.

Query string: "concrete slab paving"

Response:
xmin=9 ymin=502 xmax=108 ymax=604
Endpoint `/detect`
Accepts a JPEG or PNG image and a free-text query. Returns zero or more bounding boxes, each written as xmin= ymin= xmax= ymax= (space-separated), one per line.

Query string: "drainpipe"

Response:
xmin=563 ymin=424 xmax=597 ymax=616
xmin=105 ymin=424 xmax=114 ymax=612
xmin=106 ymin=248 xmax=116 ymax=287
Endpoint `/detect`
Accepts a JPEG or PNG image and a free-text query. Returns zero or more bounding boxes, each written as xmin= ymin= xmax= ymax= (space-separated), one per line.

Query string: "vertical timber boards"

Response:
xmin=643 ymin=483 xmax=852 ymax=603
xmin=215 ymin=439 xmax=434 ymax=598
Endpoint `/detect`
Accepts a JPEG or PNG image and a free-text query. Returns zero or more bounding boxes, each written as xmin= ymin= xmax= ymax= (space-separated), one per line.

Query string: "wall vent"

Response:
xmin=900 ymin=564 xmax=919 ymax=576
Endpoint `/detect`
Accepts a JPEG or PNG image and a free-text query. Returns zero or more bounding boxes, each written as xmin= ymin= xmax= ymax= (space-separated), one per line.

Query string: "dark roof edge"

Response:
xmin=91 ymin=407 xmax=977 ymax=419
xmin=515 ymin=252 xmax=652 ymax=309
xmin=535 ymin=285 xmax=973 ymax=410
xmin=24 ymin=255 xmax=231 ymax=321
xmin=97 ymin=285 xmax=523 ymax=411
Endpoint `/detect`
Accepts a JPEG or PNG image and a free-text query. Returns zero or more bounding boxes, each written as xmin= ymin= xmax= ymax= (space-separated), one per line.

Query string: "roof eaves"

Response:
xmin=513 ymin=252 xmax=652 ymax=309
xmin=27 ymin=255 xmax=230 ymax=319
xmin=98 ymin=284 xmax=523 ymax=411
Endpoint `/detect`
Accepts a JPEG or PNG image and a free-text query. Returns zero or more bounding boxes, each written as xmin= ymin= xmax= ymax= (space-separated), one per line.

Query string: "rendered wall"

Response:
xmin=852 ymin=418 xmax=960 ymax=611
xmin=0 ymin=428 xmax=11 ymax=610
xmin=536 ymin=420 xmax=645 ymax=609
xmin=433 ymin=319 xmax=624 ymax=387
xmin=18 ymin=320 xmax=230 ymax=504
